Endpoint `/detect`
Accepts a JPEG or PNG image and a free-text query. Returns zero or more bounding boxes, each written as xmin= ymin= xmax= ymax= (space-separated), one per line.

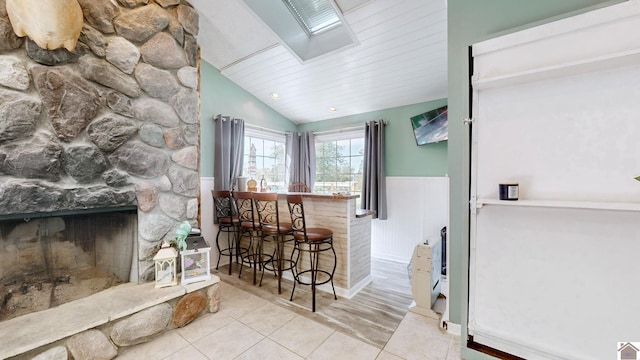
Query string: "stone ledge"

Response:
xmin=0 ymin=275 xmax=219 ymax=359
xmin=182 ymin=275 xmax=217 ymax=293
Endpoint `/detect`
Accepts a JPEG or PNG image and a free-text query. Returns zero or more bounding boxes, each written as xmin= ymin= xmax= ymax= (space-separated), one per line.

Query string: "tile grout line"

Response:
xmin=302 ymin=328 xmax=337 ymax=359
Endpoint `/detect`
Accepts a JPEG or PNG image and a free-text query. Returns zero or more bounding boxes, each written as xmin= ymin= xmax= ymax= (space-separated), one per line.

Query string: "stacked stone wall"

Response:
xmin=0 ymin=0 xmax=200 ymax=280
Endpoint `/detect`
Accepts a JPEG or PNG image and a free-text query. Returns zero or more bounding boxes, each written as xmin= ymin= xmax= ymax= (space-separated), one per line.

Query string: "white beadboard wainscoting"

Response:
xmin=200 ymin=177 xmax=222 ymax=269
xmin=371 ymin=176 xmax=449 ymax=264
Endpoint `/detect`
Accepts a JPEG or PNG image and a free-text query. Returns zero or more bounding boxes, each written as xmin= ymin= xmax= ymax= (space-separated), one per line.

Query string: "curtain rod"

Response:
xmin=245 ymin=123 xmax=286 ymax=135
xmin=213 ymin=114 xmax=243 ymax=122
xmin=245 ymin=121 xmax=387 ymax=136
xmin=311 ymin=125 xmax=364 ymax=135
xmin=312 ymin=120 xmax=387 ymax=136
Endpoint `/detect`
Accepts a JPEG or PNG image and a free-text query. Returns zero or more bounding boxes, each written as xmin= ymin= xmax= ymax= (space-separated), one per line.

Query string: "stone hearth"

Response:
xmin=0 ymin=276 xmax=220 ymax=360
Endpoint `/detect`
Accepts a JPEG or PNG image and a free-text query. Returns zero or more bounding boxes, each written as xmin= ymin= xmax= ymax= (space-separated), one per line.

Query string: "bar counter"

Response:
xmin=275 ymin=192 xmax=373 ymax=299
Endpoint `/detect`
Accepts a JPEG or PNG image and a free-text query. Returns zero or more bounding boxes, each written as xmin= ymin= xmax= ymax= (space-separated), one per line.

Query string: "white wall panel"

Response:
xmin=371 ymin=176 xmax=448 ymax=263
xmin=200 ymin=178 xmax=222 ymax=268
xmin=469 ymin=2 xmax=640 ymax=358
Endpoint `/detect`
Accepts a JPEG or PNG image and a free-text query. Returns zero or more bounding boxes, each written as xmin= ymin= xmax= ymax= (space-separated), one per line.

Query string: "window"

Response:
xmin=243 ymin=129 xmax=286 ymax=192
xmin=242 ymin=0 xmax=357 ymax=62
xmin=314 ymin=131 xmax=364 ymax=195
xmin=283 ymin=0 xmax=341 ymax=36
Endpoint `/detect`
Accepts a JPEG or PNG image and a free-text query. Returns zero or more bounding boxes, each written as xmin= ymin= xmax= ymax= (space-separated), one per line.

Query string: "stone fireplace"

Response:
xmin=0 ymin=0 xmax=201 ymax=324
xmin=0 ymin=208 xmax=137 ymax=321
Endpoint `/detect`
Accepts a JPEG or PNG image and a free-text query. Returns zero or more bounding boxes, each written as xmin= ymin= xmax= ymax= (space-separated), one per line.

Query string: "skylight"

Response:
xmin=241 ymin=0 xmax=358 ymax=62
xmin=283 ymin=0 xmax=342 ymax=36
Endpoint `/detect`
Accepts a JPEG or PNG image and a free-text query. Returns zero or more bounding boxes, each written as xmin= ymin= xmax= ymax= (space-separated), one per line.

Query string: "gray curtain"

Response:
xmin=361 ymin=120 xmax=387 ymax=220
xmin=285 ymin=131 xmax=316 ymax=191
xmin=214 ymin=115 xmax=244 ymax=191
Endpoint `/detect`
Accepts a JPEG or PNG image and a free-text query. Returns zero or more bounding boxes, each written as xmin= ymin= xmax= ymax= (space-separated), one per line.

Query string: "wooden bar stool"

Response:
xmin=286 ymin=194 xmax=337 ymax=312
xmin=288 ymin=182 xmax=310 ymax=192
xmin=253 ymin=192 xmax=295 ymax=294
xmin=210 ymin=190 xmax=240 ymax=275
xmin=232 ymin=191 xmax=262 ymax=284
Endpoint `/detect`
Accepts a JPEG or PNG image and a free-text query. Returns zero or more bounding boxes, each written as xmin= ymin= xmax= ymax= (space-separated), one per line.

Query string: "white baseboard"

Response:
xmin=345 ymin=275 xmax=372 ymax=299
xmin=408 ymin=300 xmax=440 ymax=320
xmin=279 ymin=272 xmax=371 ymax=299
xmin=370 ymin=253 xmax=411 ymax=264
xmin=445 ymin=321 xmax=461 ymax=336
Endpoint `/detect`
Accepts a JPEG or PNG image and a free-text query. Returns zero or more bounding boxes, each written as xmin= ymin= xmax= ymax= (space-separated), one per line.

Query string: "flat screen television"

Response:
xmin=410 ymin=105 xmax=448 ymax=145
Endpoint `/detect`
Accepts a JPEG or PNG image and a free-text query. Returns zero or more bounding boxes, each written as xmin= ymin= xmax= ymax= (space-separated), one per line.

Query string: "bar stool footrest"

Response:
xmin=264 ymin=258 xmax=296 ymax=273
xmin=293 ymin=269 xmax=334 ymax=286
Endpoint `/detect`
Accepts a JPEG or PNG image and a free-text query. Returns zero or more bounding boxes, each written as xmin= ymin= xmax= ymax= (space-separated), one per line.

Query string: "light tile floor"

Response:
xmin=116 ymin=281 xmax=461 ymax=360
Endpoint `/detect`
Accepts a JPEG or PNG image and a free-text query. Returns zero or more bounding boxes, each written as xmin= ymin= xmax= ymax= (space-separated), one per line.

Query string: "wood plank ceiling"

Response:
xmin=189 ymin=0 xmax=447 ymax=124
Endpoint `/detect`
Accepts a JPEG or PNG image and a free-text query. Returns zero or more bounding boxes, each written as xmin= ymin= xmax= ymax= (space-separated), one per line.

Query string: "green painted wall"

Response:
xmin=199 ymin=60 xmax=297 ymax=177
xmin=446 ymin=0 xmax=623 ymax=357
xmin=298 ymin=99 xmax=448 ymax=177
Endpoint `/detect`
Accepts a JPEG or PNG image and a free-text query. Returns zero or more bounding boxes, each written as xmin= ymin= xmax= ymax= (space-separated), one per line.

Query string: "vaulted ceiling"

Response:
xmin=189 ymin=0 xmax=447 ymax=124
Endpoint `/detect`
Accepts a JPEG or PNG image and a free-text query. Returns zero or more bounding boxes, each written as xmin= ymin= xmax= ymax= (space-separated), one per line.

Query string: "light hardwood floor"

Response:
xmin=213 ymin=257 xmax=415 ymax=349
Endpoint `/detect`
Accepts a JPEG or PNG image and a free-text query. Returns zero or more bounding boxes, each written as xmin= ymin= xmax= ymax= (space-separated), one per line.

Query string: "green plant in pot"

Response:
xmin=152 ymin=221 xmax=191 ymax=256
xmin=174 ymin=221 xmax=191 ymax=251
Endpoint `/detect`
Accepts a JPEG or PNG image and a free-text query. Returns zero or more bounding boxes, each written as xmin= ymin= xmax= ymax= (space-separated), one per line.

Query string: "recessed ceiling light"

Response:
xmin=329 ymin=107 xmax=337 ymax=112
xmin=271 ymin=93 xmax=280 ymax=99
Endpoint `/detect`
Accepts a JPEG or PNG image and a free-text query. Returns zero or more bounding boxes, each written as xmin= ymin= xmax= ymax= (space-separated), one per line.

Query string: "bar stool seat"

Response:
xmin=292 ymin=228 xmax=332 ymax=242
xmin=253 ymin=192 xmax=295 ymax=293
xmin=211 ymin=190 xmax=244 ymax=275
xmin=261 ymin=221 xmax=294 ymax=287
xmin=233 ymin=191 xmax=270 ymax=284
xmin=286 ymin=194 xmax=337 ymax=312
xmin=237 ymin=218 xmax=261 ymax=280
xmin=262 ymin=222 xmax=293 ymax=234
xmin=217 ymin=215 xmax=239 ymax=275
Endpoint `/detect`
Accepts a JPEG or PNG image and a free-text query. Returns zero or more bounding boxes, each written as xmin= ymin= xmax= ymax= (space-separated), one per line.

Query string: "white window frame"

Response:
xmin=244 ymin=127 xmax=286 ymax=143
xmin=243 ymin=127 xmax=286 ymax=191
xmin=314 ymin=129 xmax=364 ymax=196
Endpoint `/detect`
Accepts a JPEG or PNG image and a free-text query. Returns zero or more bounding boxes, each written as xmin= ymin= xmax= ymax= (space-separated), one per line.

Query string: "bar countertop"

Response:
xmin=277 ymin=192 xmax=359 ymax=200
xmin=277 ymin=192 xmax=374 ymax=217
xmin=356 ymin=209 xmax=376 ymax=218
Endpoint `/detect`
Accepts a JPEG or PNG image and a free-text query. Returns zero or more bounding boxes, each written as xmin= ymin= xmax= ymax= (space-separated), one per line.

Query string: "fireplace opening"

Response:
xmin=0 ymin=207 xmax=137 ymax=322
